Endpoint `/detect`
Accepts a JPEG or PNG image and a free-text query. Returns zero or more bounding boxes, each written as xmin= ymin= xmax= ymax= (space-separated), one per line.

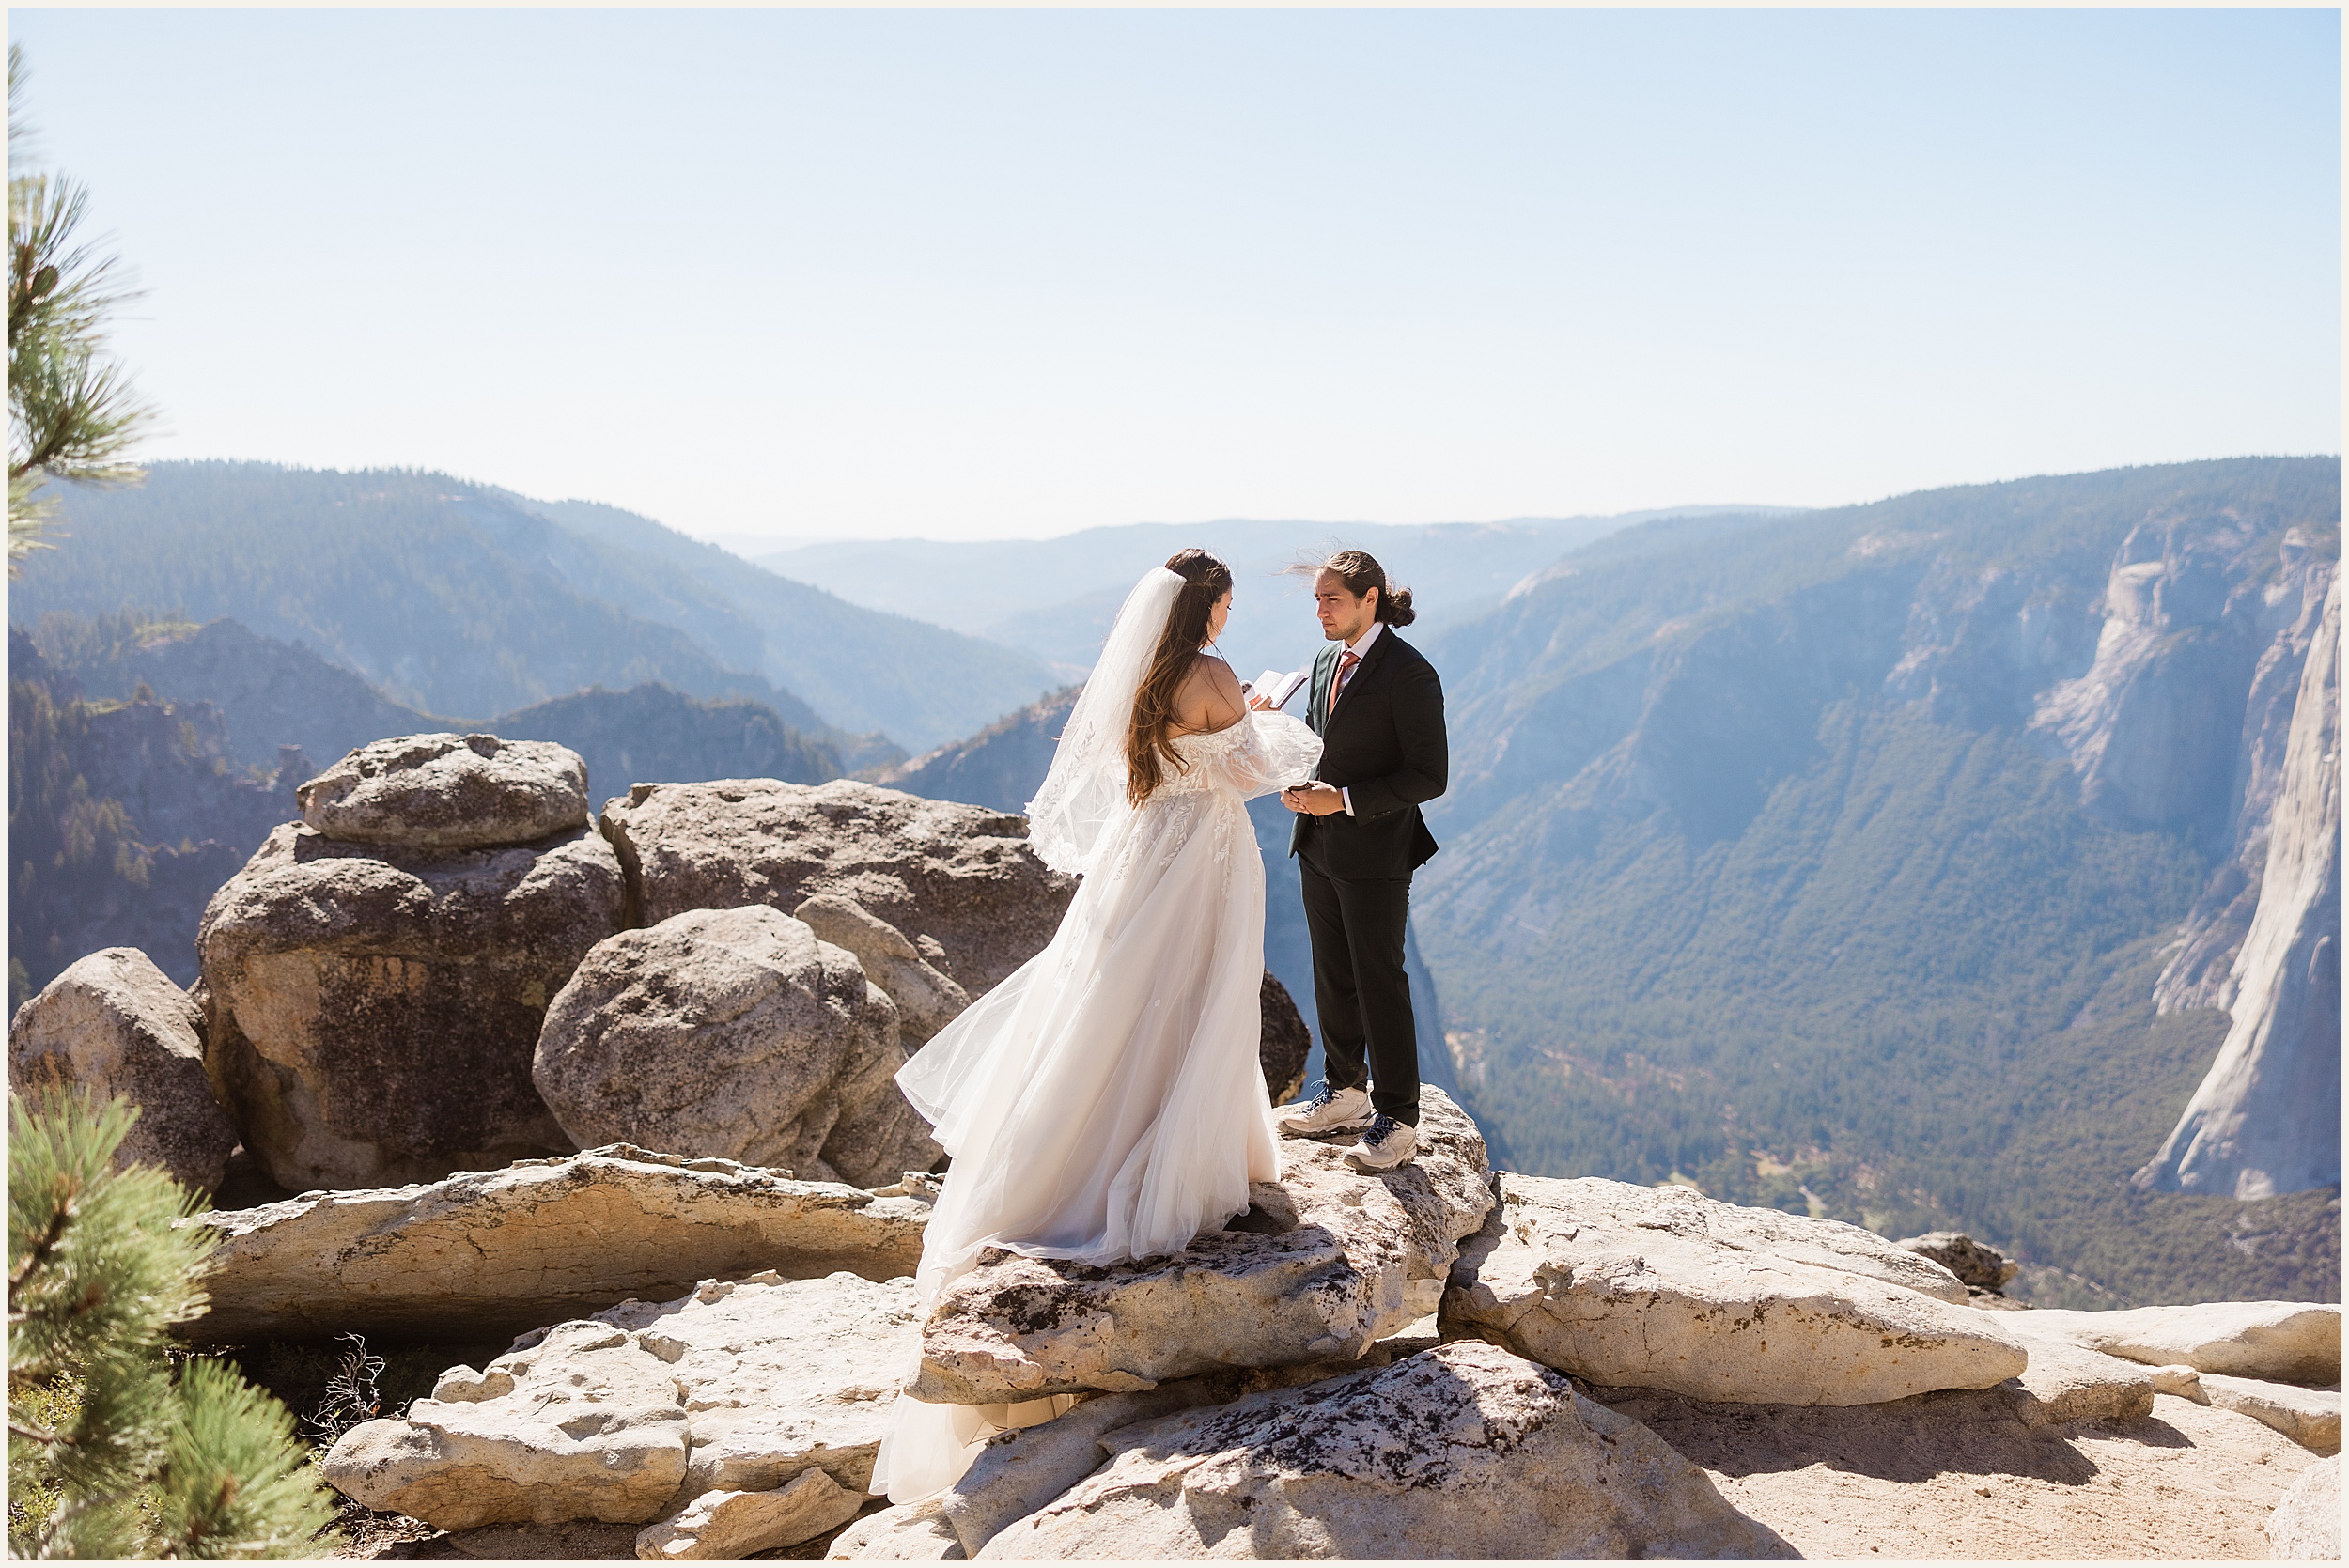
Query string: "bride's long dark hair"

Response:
xmin=1126 ymin=549 xmax=1234 ymax=807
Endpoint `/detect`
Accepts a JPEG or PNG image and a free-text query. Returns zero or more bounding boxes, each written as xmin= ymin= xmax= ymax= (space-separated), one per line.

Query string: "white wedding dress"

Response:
xmin=871 ymin=567 xmax=1324 ymax=1503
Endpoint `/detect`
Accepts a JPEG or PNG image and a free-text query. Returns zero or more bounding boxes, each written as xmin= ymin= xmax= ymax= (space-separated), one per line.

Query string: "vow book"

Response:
xmin=1251 ymin=668 xmax=1309 ymax=709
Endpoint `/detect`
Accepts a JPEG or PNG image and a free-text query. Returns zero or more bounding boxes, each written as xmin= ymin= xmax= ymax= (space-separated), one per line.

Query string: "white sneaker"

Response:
xmin=1345 ymin=1114 xmax=1418 ymax=1172
xmin=1277 ymin=1083 xmax=1373 ymax=1137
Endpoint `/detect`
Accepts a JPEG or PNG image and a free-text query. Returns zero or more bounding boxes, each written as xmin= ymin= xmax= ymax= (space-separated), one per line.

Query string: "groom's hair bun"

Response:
xmin=1321 ymin=550 xmax=1416 ymax=627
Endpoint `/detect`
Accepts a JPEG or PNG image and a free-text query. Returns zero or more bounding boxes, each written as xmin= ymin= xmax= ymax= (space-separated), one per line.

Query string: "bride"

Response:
xmin=871 ymin=549 xmax=1324 ymax=1502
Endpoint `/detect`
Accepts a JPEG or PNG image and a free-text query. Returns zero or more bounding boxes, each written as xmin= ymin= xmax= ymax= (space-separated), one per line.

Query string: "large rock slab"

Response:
xmin=1443 ymin=1173 xmax=2026 ymax=1406
xmin=973 ymin=1341 xmax=1793 ymax=1560
xmin=8 ymin=947 xmax=239 ymax=1194
xmin=180 ymin=1145 xmax=931 ymax=1343
xmin=323 ymin=1317 xmax=693 ymax=1529
xmin=299 ymin=732 xmax=590 ymax=851
xmin=909 ymin=1089 xmax=1494 ymax=1405
xmin=599 ymin=779 xmax=1076 ymax=996
xmin=534 ymin=906 xmax=937 ymax=1187
xmin=942 ymin=1389 xmax=1221 ymax=1557
xmin=325 ymin=1272 xmax=916 ymax=1530
xmin=2267 ymin=1453 xmax=2341 ymax=1559
xmin=197 ymin=821 xmax=623 ymax=1190
xmin=2007 ymin=1301 xmax=2341 ymax=1384
xmin=2201 ymin=1373 xmax=2341 ymax=1455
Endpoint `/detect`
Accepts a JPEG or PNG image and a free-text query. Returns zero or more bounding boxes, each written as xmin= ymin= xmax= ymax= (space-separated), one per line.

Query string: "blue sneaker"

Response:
xmin=1345 ymin=1113 xmax=1419 ymax=1172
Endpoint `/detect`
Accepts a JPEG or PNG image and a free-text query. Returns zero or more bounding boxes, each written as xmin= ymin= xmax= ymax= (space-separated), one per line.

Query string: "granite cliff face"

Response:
xmin=2146 ymin=544 xmax=2340 ymax=1017
xmin=2136 ymin=574 xmax=2341 ymax=1199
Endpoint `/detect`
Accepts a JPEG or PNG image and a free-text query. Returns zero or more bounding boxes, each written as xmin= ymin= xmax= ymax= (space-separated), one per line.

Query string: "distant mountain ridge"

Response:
xmin=8 ymin=462 xmax=1060 ymax=752
xmin=758 ymin=507 xmax=1797 ymax=685
xmin=26 ymin=613 xmax=448 ymax=776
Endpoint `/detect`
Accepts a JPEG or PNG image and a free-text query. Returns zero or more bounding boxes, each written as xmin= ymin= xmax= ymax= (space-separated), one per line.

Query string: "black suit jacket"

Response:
xmin=1288 ymin=628 xmax=1446 ymax=878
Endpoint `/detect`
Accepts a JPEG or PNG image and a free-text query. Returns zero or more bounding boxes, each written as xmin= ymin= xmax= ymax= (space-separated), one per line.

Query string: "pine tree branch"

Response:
xmin=8 ymin=1201 xmax=73 ymax=1296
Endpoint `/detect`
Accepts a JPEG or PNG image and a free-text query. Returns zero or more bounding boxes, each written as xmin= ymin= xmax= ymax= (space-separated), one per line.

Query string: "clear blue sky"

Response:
xmin=8 ymin=8 xmax=2341 ymax=545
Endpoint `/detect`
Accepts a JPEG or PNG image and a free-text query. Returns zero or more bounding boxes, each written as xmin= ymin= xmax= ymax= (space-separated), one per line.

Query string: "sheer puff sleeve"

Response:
xmin=1216 ymin=708 xmax=1323 ymax=800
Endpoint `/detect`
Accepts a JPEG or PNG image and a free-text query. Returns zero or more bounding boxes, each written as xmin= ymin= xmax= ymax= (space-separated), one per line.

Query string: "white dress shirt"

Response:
xmin=1331 ymin=621 xmax=1382 ymax=815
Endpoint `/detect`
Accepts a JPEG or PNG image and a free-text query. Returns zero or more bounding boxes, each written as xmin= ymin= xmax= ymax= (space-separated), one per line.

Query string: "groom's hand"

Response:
xmin=1282 ymin=782 xmax=1346 ymax=816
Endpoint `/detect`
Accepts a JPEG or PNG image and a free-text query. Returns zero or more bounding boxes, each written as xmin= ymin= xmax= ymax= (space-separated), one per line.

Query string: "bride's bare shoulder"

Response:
xmin=1172 ymin=654 xmax=1247 ymax=734
xmin=1190 ymin=652 xmax=1239 ymax=685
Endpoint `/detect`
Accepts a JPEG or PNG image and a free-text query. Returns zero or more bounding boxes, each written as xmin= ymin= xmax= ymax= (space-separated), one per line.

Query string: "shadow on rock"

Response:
xmin=1589 ymin=1382 xmax=2120 ymax=1486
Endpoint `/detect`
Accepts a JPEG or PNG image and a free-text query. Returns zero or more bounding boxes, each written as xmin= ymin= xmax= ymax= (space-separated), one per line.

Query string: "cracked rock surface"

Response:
xmin=972 ymin=1340 xmax=1794 ymax=1560
xmin=634 ymin=1467 xmax=866 ymax=1560
xmin=1442 ymin=1172 xmax=2027 ymax=1405
xmin=325 ymin=1272 xmax=916 ymax=1530
xmin=910 ymin=1088 xmax=1494 ymax=1405
xmin=322 ymin=1316 xmax=693 ymax=1529
xmin=936 ymin=1347 xmax=1438 ymax=1557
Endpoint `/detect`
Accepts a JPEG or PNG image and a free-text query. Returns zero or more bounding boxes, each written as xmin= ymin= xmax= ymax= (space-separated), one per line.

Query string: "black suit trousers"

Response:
xmin=1297 ymin=832 xmax=1419 ymax=1127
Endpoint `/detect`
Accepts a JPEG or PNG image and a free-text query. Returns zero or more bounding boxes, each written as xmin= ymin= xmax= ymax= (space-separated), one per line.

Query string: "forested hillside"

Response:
xmin=28 ymin=612 xmax=445 ymax=772
xmin=7 ymin=629 xmax=297 ymax=1001
xmin=1416 ymin=458 xmax=2341 ymax=1308
xmin=8 ymin=462 xmax=1055 ymax=751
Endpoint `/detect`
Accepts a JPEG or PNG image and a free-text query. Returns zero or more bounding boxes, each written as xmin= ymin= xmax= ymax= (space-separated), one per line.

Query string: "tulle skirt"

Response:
xmin=871 ymin=782 xmax=1282 ymax=1501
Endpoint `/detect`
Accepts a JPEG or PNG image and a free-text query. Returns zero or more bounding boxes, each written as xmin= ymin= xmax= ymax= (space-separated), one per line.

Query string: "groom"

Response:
xmin=1266 ymin=550 xmax=1447 ymax=1173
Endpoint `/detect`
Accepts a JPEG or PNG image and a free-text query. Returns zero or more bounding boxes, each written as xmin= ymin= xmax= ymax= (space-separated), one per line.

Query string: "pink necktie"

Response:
xmin=1328 ymin=650 xmax=1361 ymax=720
